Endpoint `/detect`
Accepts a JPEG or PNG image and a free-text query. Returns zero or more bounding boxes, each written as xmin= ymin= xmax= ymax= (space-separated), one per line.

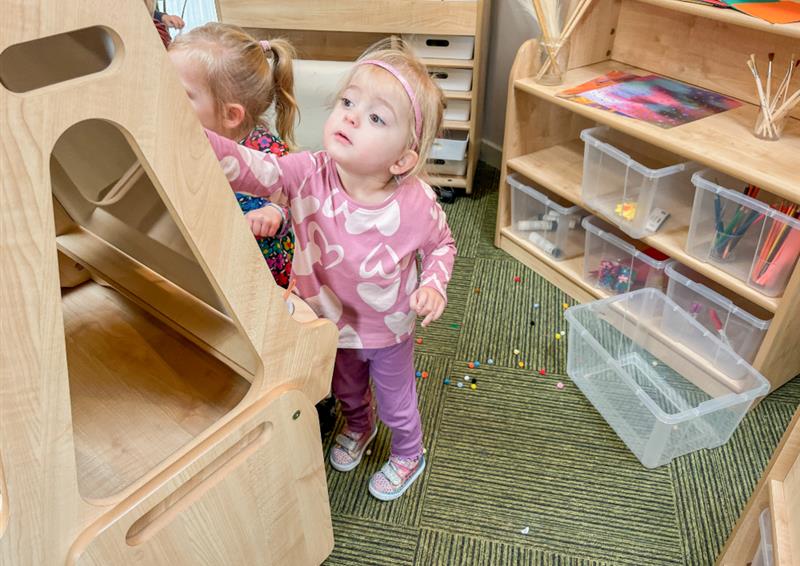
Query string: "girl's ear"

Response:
xmin=221 ymin=102 xmax=246 ymax=131
xmin=389 ymin=148 xmax=419 ymax=177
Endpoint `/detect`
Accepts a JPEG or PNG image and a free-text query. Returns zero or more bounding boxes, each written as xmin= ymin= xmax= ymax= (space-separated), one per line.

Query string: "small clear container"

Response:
xmin=508 ymin=173 xmax=586 ymax=260
xmin=582 ymin=215 xmax=670 ymax=294
xmin=751 ymin=507 xmax=774 ymax=566
xmin=665 ymin=261 xmax=771 ymax=364
xmin=565 ymin=288 xmax=770 ymax=468
xmin=580 ymin=126 xmax=700 ymax=238
xmin=687 ymin=169 xmax=800 ymax=298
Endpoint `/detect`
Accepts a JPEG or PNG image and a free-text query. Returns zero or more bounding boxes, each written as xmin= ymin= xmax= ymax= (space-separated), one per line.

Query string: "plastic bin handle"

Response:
xmin=580 ymin=129 xmax=632 ymax=165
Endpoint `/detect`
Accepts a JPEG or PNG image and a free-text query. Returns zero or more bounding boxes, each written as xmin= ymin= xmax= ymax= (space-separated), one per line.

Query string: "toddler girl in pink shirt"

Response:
xmin=204 ymin=39 xmax=456 ymax=501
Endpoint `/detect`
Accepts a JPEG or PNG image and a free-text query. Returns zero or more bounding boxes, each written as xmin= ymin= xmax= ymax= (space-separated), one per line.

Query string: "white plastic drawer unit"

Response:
xmin=427 ymin=158 xmax=468 ymax=177
xmin=443 ymin=99 xmax=470 ymax=121
xmin=402 ymin=34 xmax=475 ymax=59
xmin=428 ymin=67 xmax=472 ymax=91
xmin=565 ymin=289 xmax=769 ymax=468
xmin=430 ymin=131 xmax=468 ymax=161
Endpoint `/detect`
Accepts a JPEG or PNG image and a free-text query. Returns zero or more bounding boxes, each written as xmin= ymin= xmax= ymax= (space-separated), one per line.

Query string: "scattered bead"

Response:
xmin=539 ymin=368 xmax=546 ymax=376
xmin=415 ymin=371 xmax=422 ymax=378
xmin=474 ymin=287 xmax=481 ymax=294
xmin=520 ymin=526 xmax=530 ymax=535
xmin=651 ymin=361 xmax=658 ymax=367
xmin=416 ymin=337 xmax=423 ymax=345
xmin=487 ymin=358 xmax=494 ymax=365
xmin=513 ymin=348 xmax=520 ymax=355
xmin=366 ymin=449 xmax=372 ymax=456
xmin=555 ymin=333 xmax=561 ymax=340
xmin=514 ymin=276 xmax=521 ymax=283
xmin=421 ymin=371 xmax=429 ymax=379
xmin=562 ymin=302 xmax=569 ymax=309
xmin=464 ymin=375 xmax=471 ymax=382
xmin=470 ymin=383 xmax=477 ymax=390
xmin=473 ymin=361 xmax=481 ymax=368
xmin=443 ymin=378 xmax=451 ymax=385
xmin=556 ymin=382 xmax=565 ymax=389
xmin=534 ymin=303 xmax=540 ymax=309
xmin=468 ymin=362 xmax=475 ymax=369
xmin=518 ymin=361 xmax=525 ymax=368
xmin=450 ymin=323 xmax=460 ymax=329
xmin=457 ymin=382 xmax=464 ymax=388
xmin=560 ymin=330 xmax=566 ymax=336
xmin=530 ymin=320 xmax=536 ymax=326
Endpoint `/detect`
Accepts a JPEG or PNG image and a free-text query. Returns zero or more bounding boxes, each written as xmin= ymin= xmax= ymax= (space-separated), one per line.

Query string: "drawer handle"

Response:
xmin=430 ymin=72 xmax=449 ymax=80
xmin=425 ymin=39 xmax=450 ymax=48
xmin=125 ymin=422 xmax=271 ymax=546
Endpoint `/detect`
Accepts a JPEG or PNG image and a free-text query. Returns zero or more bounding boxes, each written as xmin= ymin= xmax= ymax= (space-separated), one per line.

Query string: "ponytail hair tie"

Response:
xmin=259 ymin=40 xmax=271 ymax=52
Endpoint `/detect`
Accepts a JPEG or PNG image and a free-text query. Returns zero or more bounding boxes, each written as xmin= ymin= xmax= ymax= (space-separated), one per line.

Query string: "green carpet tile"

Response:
xmin=323 ymin=162 xmax=800 ymax=566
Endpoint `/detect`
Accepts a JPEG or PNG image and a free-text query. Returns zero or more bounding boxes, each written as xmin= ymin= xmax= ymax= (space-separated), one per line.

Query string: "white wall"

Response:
xmin=480 ymin=0 xmax=540 ymax=166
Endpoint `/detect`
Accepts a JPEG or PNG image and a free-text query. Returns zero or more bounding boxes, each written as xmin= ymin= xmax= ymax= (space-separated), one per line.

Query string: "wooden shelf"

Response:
xmin=442 ymin=119 xmax=471 ymax=131
xmin=443 ymin=90 xmax=472 ymax=101
xmin=506 ymin=141 xmax=782 ymax=313
xmin=515 ymin=61 xmax=800 ymax=203
xmin=429 ymin=174 xmax=467 ymax=188
xmin=633 ymin=0 xmax=800 ymax=39
xmin=63 ymin=281 xmax=249 ymax=503
xmin=422 ymin=57 xmax=475 ymax=69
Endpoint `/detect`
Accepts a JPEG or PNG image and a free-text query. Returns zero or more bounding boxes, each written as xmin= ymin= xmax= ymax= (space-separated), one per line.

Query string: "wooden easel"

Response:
xmin=1 ymin=2 xmax=337 ymax=564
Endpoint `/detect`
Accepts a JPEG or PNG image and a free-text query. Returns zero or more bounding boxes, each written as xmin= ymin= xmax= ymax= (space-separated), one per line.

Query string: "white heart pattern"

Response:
xmin=220 ymin=155 xmax=240 ymax=181
xmin=237 ymin=145 xmax=279 ymax=186
xmin=322 ymin=190 xmax=348 ymax=218
xmin=338 ymin=325 xmax=363 ymax=348
xmin=360 ymin=243 xmax=401 ymax=280
xmin=357 ymin=278 xmax=401 ymax=312
xmin=293 ymin=222 xmax=344 ymax=275
xmin=345 ymin=201 xmax=401 ymax=236
xmin=384 ymin=310 xmax=417 ymax=343
xmin=291 ymin=195 xmax=320 ymax=223
xmin=304 ymin=285 xmax=343 ymax=322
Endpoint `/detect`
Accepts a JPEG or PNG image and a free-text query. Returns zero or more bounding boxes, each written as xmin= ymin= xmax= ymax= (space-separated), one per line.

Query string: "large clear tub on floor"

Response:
xmin=565 ymin=288 xmax=769 ymax=468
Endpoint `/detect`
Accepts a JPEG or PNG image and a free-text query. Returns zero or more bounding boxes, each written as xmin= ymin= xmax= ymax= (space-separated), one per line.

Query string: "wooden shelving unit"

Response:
xmin=216 ymin=0 xmax=491 ymax=194
xmin=716 ymin=407 xmax=800 ymax=566
xmin=496 ymin=0 xmax=800 ymax=392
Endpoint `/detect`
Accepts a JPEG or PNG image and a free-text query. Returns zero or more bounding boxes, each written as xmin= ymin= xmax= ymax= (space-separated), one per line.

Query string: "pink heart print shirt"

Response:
xmin=206 ymin=130 xmax=457 ymax=349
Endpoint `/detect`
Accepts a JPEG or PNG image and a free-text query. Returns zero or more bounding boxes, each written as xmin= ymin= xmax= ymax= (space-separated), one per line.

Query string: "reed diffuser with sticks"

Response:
xmin=747 ymin=53 xmax=799 ymax=141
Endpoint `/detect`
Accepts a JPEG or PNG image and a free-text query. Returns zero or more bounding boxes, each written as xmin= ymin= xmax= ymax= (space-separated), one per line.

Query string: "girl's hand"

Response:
xmin=245 ymin=206 xmax=282 ymax=238
xmin=409 ymin=287 xmax=445 ymax=327
xmin=161 ymin=14 xmax=185 ymax=29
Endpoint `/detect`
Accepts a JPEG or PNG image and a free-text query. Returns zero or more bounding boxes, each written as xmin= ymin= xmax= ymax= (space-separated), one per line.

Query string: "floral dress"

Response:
xmin=236 ymin=125 xmax=294 ymax=288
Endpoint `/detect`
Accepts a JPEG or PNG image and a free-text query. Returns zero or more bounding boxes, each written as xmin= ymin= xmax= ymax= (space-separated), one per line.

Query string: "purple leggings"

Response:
xmin=332 ymin=337 xmax=423 ymax=458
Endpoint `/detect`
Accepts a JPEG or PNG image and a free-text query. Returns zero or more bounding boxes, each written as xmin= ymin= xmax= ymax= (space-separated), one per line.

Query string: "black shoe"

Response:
xmin=315 ymin=395 xmax=337 ymax=439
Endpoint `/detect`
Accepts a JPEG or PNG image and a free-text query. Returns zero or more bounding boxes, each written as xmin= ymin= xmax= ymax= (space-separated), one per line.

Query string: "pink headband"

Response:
xmin=259 ymin=40 xmax=270 ymax=52
xmin=357 ymin=59 xmax=422 ymax=150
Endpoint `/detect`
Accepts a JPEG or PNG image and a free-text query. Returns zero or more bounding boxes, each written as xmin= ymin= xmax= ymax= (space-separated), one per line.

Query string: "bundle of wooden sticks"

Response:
xmin=531 ymin=0 xmax=594 ymax=81
xmin=747 ymin=53 xmax=799 ymax=139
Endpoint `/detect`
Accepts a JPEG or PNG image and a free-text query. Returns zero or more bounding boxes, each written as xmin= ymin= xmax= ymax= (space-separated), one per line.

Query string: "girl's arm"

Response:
xmin=418 ymin=203 xmax=457 ymax=303
xmin=206 ymin=129 xmax=311 ymax=200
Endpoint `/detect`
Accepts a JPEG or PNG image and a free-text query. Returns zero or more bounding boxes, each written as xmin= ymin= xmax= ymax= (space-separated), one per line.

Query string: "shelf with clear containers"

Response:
xmin=495 ymin=0 xmax=800 ymax=394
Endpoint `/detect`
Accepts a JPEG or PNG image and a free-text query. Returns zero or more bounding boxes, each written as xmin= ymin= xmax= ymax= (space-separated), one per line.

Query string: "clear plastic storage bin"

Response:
xmin=687 ymin=169 xmax=800 ymax=298
xmin=428 ymin=158 xmax=467 ymax=177
xmin=508 ymin=173 xmax=586 ymax=260
xmin=402 ymin=34 xmax=475 ymax=59
xmin=565 ymin=288 xmax=770 ymax=468
xmin=751 ymin=507 xmax=774 ymax=566
xmin=665 ymin=261 xmax=771 ymax=364
xmin=582 ymin=215 xmax=670 ymax=294
xmin=430 ymin=131 xmax=469 ymax=161
xmin=444 ymin=99 xmax=470 ymax=121
xmin=580 ymin=126 xmax=700 ymax=238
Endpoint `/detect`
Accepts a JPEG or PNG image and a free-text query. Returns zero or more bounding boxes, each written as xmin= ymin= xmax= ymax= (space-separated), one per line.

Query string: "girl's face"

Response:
xmin=323 ymin=67 xmax=416 ymax=178
xmin=169 ymin=50 xmax=223 ymax=133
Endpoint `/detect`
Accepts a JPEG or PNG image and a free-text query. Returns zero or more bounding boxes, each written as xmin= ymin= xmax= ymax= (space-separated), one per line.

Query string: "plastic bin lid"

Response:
xmin=580 ymin=126 xmax=691 ymax=179
xmin=692 ymin=169 xmax=800 ymax=231
xmin=507 ymin=173 xmax=584 ymax=216
xmin=665 ymin=261 xmax=771 ymax=329
xmin=581 ymin=215 xmax=671 ymax=269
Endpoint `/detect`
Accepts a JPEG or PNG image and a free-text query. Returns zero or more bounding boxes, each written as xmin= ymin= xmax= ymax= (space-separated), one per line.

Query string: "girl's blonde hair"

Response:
xmin=169 ymin=23 xmax=298 ymax=148
xmin=341 ymin=38 xmax=445 ymax=179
